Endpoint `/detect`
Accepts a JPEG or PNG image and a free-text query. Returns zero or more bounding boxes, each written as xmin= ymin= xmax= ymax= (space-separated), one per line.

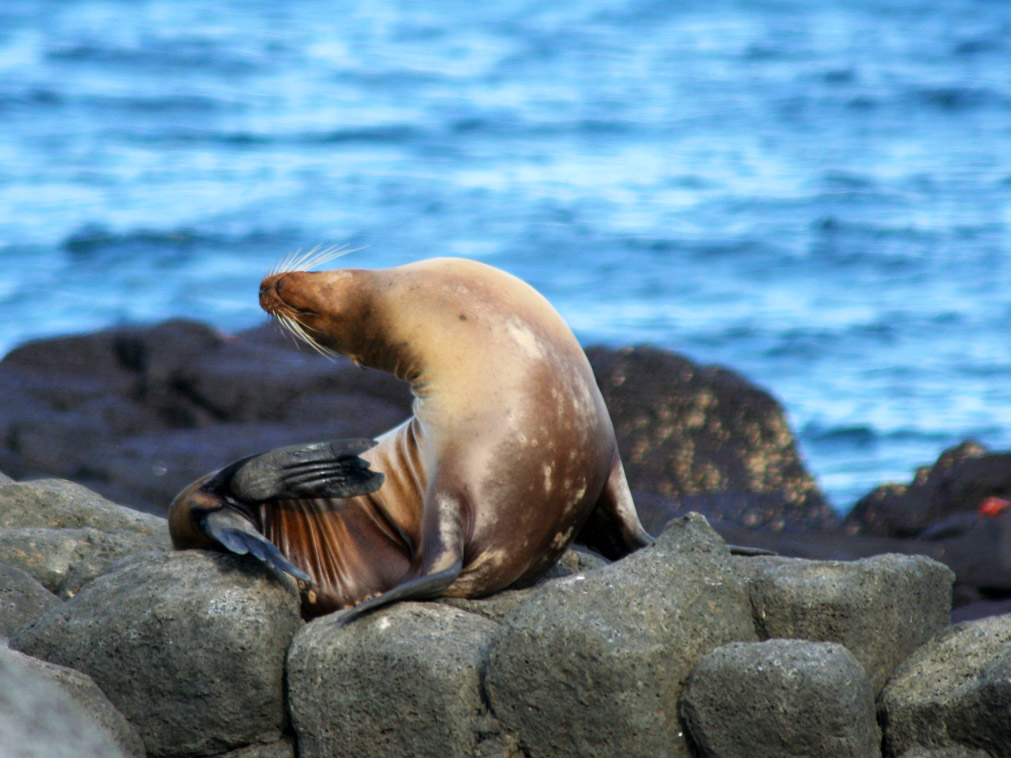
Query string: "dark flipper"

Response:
xmin=727 ymin=544 xmax=777 ymax=557
xmin=335 ymin=560 xmax=464 ymax=627
xmin=576 ymin=454 xmax=653 ymax=560
xmin=228 ymin=438 xmax=384 ymax=502
xmin=202 ymin=507 xmax=312 ymax=582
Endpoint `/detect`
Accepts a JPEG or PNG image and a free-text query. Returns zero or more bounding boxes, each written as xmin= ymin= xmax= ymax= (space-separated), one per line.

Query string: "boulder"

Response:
xmin=0 ymin=476 xmax=170 ymax=597
xmin=287 ymin=603 xmax=505 ymax=758
xmin=896 ymin=749 xmax=989 ymax=758
xmin=844 ymin=441 xmax=1011 ymax=538
xmin=0 ymin=321 xmax=412 ymax=514
xmin=0 ymin=561 xmax=60 ymax=636
xmin=587 ymin=345 xmax=835 ymax=533
xmin=0 ymin=644 xmax=133 ymax=758
xmin=0 ymin=477 xmax=167 ymax=537
xmin=485 ymin=513 xmax=758 ymax=758
xmin=879 ymin=614 xmax=1011 ymax=757
xmin=439 ymin=547 xmax=608 ymax=622
xmin=2 ymin=645 xmax=145 ymax=757
xmin=742 ymin=553 xmax=954 ymax=690
xmin=680 ymin=639 xmax=880 ymax=758
xmin=0 ymin=526 xmax=168 ymax=598
xmin=216 ymin=737 xmax=297 ymax=758
xmin=10 ymin=551 xmax=303 ymax=758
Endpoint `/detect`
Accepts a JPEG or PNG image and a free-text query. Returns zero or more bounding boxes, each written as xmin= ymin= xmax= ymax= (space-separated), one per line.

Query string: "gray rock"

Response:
xmin=485 ymin=513 xmax=759 ymax=758
xmin=288 ymin=602 xmax=502 ymax=758
xmin=543 ymin=545 xmax=609 ymax=577
xmin=11 ymin=550 xmax=303 ymax=758
xmin=0 ymin=477 xmax=168 ymax=539
xmin=0 ymin=560 xmax=60 ymax=636
xmin=217 ymin=736 xmax=296 ymax=758
xmin=880 ymin=614 xmax=1011 ymax=758
xmin=0 ymin=643 xmax=131 ymax=758
xmin=2 ymin=645 xmax=145 ymax=757
xmin=681 ymin=639 xmax=880 ymax=758
xmin=744 ymin=552 xmax=954 ymax=691
xmin=0 ymin=526 xmax=167 ymax=598
xmin=440 ymin=547 xmax=609 ymax=623
xmin=0 ymin=476 xmax=170 ymax=598
xmin=897 ymin=749 xmax=990 ymax=758
xmin=438 ymin=585 xmax=540 ymax=623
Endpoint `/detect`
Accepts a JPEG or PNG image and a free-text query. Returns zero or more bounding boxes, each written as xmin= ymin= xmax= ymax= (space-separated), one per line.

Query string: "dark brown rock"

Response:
xmin=0 ymin=321 xmax=411 ymax=514
xmin=844 ymin=441 xmax=1011 ymax=538
xmin=0 ymin=322 xmax=828 ymax=533
xmin=587 ymin=345 xmax=836 ymax=533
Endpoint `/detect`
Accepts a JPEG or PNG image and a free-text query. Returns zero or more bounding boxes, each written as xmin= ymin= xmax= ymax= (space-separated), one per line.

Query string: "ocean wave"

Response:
xmin=45 ymin=40 xmax=260 ymax=76
xmin=908 ymin=85 xmax=1011 ymax=111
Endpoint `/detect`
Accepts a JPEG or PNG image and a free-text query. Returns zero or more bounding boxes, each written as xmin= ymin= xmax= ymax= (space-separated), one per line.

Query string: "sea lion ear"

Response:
xmin=229 ymin=438 xmax=385 ymax=502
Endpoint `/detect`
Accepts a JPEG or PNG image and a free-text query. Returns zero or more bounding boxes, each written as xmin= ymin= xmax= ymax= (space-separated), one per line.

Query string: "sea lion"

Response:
xmin=169 ymin=256 xmax=653 ymax=621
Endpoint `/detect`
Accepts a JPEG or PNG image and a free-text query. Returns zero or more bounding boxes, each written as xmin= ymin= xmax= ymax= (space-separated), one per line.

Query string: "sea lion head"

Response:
xmin=259 ymin=266 xmax=382 ymax=364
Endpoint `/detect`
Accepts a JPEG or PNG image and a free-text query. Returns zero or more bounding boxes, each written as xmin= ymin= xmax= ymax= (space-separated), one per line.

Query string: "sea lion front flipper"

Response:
xmin=335 ymin=484 xmax=468 ymax=626
xmin=229 ymin=438 xmax=385 ymax=502
xmin=335 ymin=560 xmax=464 ymax=626
xmin=202 ymin=507 xmax=312 ymax=582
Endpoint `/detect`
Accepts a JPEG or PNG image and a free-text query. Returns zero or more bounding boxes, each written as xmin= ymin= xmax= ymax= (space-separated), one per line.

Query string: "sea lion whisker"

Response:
xmin=293 ymin=244 xmax=356 ymax=272
xmin=275 ymin=312 xmax=340 ymax=360
xmin=270 ymin=243 xmax=362 ymax=277
xmin=270 ymin=248 xmax=300 ymax=277
xmin=290 ymin=244 xmax=325 ymax=273
xmin=277 ymin=244 xmax=327 ymax=275
xmin=273 ymin=312 xmax=310 ymax=352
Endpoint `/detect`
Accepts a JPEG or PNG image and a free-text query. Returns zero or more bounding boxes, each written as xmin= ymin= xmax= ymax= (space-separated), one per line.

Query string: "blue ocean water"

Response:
xmin=1 ymin=0 xmax=1009 ymax=513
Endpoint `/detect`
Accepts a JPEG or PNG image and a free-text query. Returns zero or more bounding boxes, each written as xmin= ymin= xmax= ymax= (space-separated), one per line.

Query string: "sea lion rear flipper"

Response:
xmin=576 ymin=453 xmax=653 ymax=560
xmin=202 ymin=507 xmax=312 ymax=582
xmin=229 ymin=438 xmax=385 ymax=501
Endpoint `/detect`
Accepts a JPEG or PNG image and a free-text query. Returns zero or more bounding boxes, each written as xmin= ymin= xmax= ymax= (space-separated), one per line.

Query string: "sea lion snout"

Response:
xmin=260 ymin=272 xmax=324 ymax=317
xmin=258 ymin=273 xmax=287 ymax=314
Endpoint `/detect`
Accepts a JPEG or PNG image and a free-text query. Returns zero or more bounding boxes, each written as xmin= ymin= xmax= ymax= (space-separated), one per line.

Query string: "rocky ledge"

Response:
xmin=2 ymin=472 xmax=1004 ymax=757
